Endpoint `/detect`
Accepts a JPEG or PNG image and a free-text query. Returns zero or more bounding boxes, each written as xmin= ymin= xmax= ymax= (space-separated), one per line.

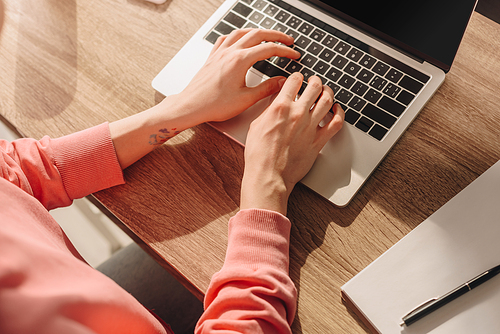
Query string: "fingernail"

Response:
xmin=278 ymin=78 xmax=286 ymax=87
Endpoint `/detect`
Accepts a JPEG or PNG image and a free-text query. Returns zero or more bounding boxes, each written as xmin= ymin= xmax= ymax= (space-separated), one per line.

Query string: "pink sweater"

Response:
xmin=0 ymin=123 xmax=297 ymax=334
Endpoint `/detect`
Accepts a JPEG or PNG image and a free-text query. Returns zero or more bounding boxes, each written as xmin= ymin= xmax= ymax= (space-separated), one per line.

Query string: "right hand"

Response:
xmin=240 ymin=73 xmax=345 ymax=215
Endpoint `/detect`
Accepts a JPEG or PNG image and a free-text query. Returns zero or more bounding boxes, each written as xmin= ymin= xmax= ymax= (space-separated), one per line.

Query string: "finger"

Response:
xmin=220 ymin=28 xmax=255 ymax=47
xmin=317 ymin=103 xmax=345 ymax=145
xmin=237 ymin=28 xmax=295 ymax=48
xmin=274 ymin=72 xmax=303 ymax=102
xmin=297 ymin=76 xmax=324 ymax=108
xmin=311 ymin=85 xmax=334 ymax=124
xmin=209 ymin=34 xmax=228 ymax=57
xmin=245 ymin=76 xmax=287 ymax=102
xmin=244 ymin=42 xmax=301 ymax=65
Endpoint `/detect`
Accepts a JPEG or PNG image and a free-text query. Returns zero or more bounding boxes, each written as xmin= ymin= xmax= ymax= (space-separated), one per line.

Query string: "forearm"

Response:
xmin=196 ymin=209 xmax=296 ymax=334
xmin=109 ymin=96 xmax=190 ymax=169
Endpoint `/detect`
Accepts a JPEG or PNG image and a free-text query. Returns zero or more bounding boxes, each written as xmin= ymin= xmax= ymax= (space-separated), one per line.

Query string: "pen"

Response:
xmin=400 ymin=263 xmax=500 ymax=327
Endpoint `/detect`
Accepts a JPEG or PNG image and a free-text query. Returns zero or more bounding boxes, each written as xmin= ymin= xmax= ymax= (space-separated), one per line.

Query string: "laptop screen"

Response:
xmin=306 ymin=0 xmax=478 ymax=71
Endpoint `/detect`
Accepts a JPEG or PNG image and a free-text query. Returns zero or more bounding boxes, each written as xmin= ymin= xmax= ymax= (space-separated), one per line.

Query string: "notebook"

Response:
xmin=152 ymin=0 xmax=477 ymax=207
xmin=341 ymin=160 xmax=500 ymax=333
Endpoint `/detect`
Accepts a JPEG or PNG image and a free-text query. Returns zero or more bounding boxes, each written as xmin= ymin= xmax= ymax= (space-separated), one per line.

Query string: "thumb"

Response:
xmin=249 ymin=76 xmax=287 ymax=101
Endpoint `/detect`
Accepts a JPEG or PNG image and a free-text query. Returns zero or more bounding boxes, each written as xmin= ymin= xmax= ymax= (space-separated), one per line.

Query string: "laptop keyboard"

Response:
xmin=205 ymin=0 xmax=430 ymax=141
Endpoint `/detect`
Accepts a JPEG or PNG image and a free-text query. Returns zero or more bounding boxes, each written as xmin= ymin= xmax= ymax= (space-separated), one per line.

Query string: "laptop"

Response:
xmin=152 ymin=0 xmax=477 ymax=207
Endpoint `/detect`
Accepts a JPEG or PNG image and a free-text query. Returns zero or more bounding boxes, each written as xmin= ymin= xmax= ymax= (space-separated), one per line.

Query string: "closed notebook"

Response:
xmin=341 ymin=160 xmax=500 ymax=333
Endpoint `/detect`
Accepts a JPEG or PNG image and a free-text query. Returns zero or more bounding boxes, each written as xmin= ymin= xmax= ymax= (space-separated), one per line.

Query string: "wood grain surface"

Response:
xmin=1 ymin=0 xmax=500 ymax=332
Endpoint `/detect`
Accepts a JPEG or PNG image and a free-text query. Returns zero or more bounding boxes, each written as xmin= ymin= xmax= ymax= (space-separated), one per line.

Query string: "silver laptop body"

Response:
xmin=152 ymin=0 xmax=476 ymax=207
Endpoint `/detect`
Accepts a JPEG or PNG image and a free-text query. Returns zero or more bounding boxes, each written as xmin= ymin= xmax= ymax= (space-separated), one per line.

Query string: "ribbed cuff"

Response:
xmin=224 ymin=209 xmax=291 ymax=273
xmin=51 ymin=123 xmax=125 ymax=199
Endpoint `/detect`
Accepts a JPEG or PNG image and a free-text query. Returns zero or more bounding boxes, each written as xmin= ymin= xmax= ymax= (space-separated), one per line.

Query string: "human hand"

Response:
xmin=240 ymin=73 xmax=344 ymax=215
xmin=108 ymin=29 xmax=299 ymax=170
xmin=163 ymin=29 xmax=300 ymax=128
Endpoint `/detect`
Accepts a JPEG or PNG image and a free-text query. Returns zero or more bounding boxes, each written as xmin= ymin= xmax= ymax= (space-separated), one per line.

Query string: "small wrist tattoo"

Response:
xmin=149 ymin=128 xmax=181 ymax=145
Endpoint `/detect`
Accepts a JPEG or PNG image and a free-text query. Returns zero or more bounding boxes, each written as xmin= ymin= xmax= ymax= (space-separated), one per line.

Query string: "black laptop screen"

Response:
xmin=306 ymin=0 xmax=477 ymax=71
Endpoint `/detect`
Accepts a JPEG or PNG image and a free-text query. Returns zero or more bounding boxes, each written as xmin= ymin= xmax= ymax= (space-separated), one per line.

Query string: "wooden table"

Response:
xmin=1 ymin=0 xmax=500 ymax=332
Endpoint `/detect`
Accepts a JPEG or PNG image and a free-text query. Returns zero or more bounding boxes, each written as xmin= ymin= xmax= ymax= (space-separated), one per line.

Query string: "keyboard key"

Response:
xmin=288 ymin=6 xmax=303 ymax=16
xmin=249 ymin=11 xmax=264 ymax=24
xmin=383 ymin=83 xmax=401 ymax=98
xmin=306 ymin=42 xmax=323 ymax=56
xmin=369 ymin=124 xmax=388 ymax=140
xmin=373 ymin=61 xmax=390 ymax=76
xmin=356 ymin=117 xmax=374 ymax=132
xmin=361 ymin=104 xmax=397 ymax=128
xmin=385 ymin=68 xmax=403 ymax=83
xmin=319 ymin=49 xmax=335 ymax=62
xmin=338 ymin=74 xmax=356 ymax=90
xmin=241 ymin=0 xmax=253 ymax=4
xmin=365 ymin=88 xmax=382 ymax=104
xmin=264 ymin=4 xmax=280 ymax=16
xmin=301 ymin=68 xmax=315 ymax=81
xmin=292 ymin=46 xmax=305 ymax=60
xmin=233 ymin=3 xmax=253 ymax=17
xmin=312 ymin=60 xmax=329 ymax=75
xmin=336 ymin=89 xmax=353 ymax=104
xmin=378 ymin=96 xmax=406 ymax=117
xmin=359 ymin=54 xmax=377 ymax=69
xmin=261 ymin=17 xmax=276 ymax=29
xmin=215 ymin=21 xmax=235 ymax=35
xmin=399 ymin=75 xmax=424 ymax=94
xmin=346 ymin=48 xmax=363 ymax=62
xmin=337 ymin=102 xmax=348 ymax=111
xmin=345 ymin=62 xmax=361 ymax=76
xmin=275 ymin=10 xmax=291 ymax=23
xmin=317 ymin=75 xmax=328 ymax=85
xmin=253 ymin=60 xmax=288 ymax=78
xmin=272 ymin=22 xmax=287 ymax=32
xmin=370 ymin=76 xmax=388 ymax=90
xmin=286 ymin=16 xmax=302 ymax=29
xmin=334 ymin=41 xmax=350 ymax=55
xmin=224 ymin=12 xmax=247 ymax=28
xmin=311 ymin=29 xmax=326 ymax=42
xmin=325 ymin=67 xmax=342 ymax=82
xmin=327 ymin=81 xmax=341 ymax=94
xmin=312 ymin=18 xmax=326 ymax=29
xmin=205 ymin=31 xmax=220 ymax=44
xmin=356 ymin=68 xmax=374 ymax=83
xmin=299 ymin=11 xmax=314 ymax=22
xmin=298 ymin=22 xmax=315 ymax=35
xmin=331 ymin=55 xmax=349 ymax=69
xmin=252 ymin=0 xmax=267 ymax=10
xmin=322 ymin=35 xmax=339 ymax=49
xmin=274 ymin=56 xmax=291 ymax=68
xmin=286 ymin=61 xmax=303 ymax=73
xmin=300 ymin=54 xmax=317 ymax=68
xmin=296 ymin=36 xmax=311 ymax=49
xmin=396 ymin=90 xmax=415 ymax=105
xmin=352 ymin=81 xmax=369 ymax=96
xmin=345 ymin=109 xmax=361 ymax=125
xmin=286 ymin=29 xmax=300 ymax=40
xmin=348 ymin=96 xmax=366 ymax=111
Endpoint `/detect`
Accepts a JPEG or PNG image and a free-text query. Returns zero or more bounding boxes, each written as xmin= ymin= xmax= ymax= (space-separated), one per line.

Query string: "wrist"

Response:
xmin=240 ymin=171 xmax=292 ymax=216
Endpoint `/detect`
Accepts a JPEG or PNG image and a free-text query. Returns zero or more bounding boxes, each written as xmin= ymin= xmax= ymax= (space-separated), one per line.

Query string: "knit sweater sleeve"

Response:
xmin=195 ymin=209 xmax=297 ymax=334
xmin=0 ymin=123 xmax=124 ymax=209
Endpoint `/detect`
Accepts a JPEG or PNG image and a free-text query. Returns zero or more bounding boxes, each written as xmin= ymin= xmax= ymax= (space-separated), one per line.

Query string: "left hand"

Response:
xmin=163 ymin=28 xmax=300 ymax=127
xmin=109 ymin=29 xmax=299 ymax=169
